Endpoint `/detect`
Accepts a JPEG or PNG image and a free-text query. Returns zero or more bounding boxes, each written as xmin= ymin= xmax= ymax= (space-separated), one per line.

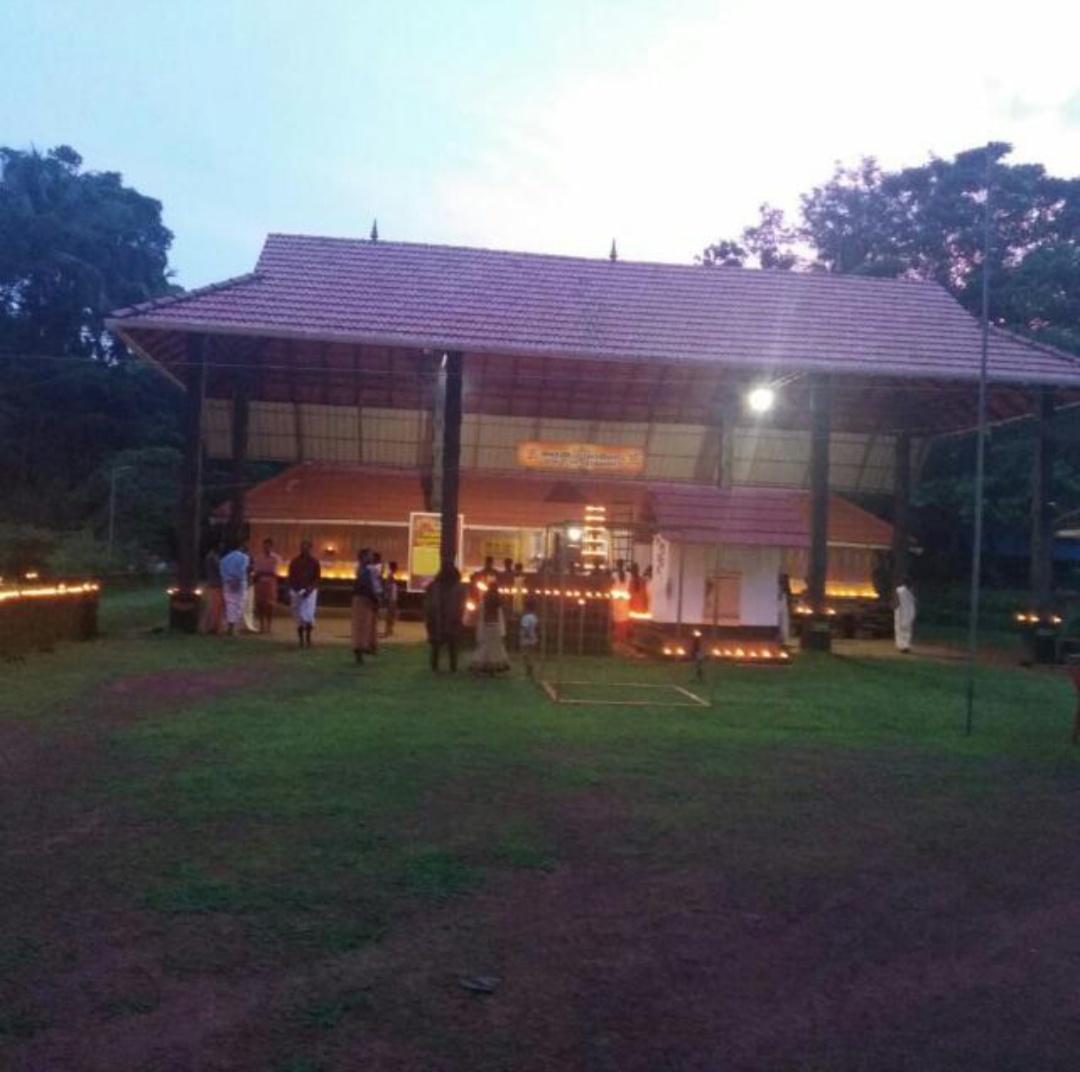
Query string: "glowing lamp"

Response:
xmin=746 ymin=386 xmax=775 ymax=414
xmin=567 ymin=527 xmax=583 ymax=543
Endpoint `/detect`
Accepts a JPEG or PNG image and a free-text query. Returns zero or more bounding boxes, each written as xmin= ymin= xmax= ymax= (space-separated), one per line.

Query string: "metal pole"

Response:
xmin=107 ymin=466 xmax=118 ymax=557
xmin=965 ymin=147 xmax=994 ymax=736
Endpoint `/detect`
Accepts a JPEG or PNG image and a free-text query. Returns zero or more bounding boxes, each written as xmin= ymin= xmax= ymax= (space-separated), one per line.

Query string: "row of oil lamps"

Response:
xmin=1013 ymin=612 xmax=1064 ymax=626
xmin=661 ymin=644 xmax=791 ymax=661
xmin=0 ymin=581 xmax=101 ymax=604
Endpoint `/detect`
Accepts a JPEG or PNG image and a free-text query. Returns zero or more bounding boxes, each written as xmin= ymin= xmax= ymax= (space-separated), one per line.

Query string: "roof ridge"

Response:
xmin=987 ymin=323 xmax=1080 ymax=367
xmin=109 ymin=271 xmax=263 ymax=319
xmin=260 ymin=232 xmax=942 ymax=290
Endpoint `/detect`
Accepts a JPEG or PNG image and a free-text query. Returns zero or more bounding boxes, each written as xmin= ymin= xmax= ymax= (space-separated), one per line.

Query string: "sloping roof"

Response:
xmin=239 ymin=463 xmax=891 ymax=549
xmin=109 ymin=234 xmax=1080 ymax=387
xmin=236 ymin=464 xmax=424 ymax=522
xmin=650 ymin=485 xmax=892 ymax=548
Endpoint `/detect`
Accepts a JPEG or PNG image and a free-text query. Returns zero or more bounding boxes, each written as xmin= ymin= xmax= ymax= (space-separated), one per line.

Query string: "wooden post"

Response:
xmin=718 ymin=400 xmax=736 ymax=488
xmin=229 ymin=387 xmax=250 ymax=545
xmin=1031 ymin=387 xmax=1056 ymax=621
xmin=172 ymin=334 xmax=207 ymax=632
xmin=803 ymin=374 xmax=832 ymax=651
xmin=891 ymin=431 xmax=912 ymax=590
xmin=439 ymin=351 xmax=463 ymax=569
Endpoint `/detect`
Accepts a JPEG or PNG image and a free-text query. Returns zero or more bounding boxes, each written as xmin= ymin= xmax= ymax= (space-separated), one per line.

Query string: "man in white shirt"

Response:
xmin=894 ymin=581 xmax=917 ymax=653
xmin=219 ymin=542 xmax=250 ymax=637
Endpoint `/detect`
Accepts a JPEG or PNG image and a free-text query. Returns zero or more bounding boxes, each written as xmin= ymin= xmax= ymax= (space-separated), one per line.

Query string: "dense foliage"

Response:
xmin=702 ymin=144 xmax=1080 ymax=584
xmin=0 ymin=146 xmax=182 ymax=571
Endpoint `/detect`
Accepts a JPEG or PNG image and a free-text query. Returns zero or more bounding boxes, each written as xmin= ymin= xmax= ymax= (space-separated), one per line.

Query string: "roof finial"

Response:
xmin=370 ymin=218 xmax=379 ymax=242
xmin=609 ymin=238 xmax=618 ymax=262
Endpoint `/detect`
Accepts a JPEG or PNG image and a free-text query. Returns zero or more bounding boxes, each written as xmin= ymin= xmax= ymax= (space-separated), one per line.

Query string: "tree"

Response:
xmin=0 ymin=146 xmax=181 ymax=551
xmin=0 ymin=145 xmax=174 ymax=358
xmin=701 ymin=203 xmax=802 ymax=270
xmin=700 ymin=144 xmax=1080 ymax=351
xmin=700 ymin=145 xmax=1080 ymax=586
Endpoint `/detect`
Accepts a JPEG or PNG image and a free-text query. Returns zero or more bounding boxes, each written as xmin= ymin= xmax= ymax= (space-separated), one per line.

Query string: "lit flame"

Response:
xmin=0 ymin=581 xmax=100 ymax=604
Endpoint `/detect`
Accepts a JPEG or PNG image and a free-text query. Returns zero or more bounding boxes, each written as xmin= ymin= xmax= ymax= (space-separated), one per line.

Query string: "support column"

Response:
xmin=718 ymin=400 xmax=736 ymax=488
xmin=803 ymin=374 xmax=832 ymax=652
xmin=173 ymin=333 xmax=207 ymax=632
xmin=228 ymin=387 xmax=250 ymax=546
xmin=1025 ymin=388 xmax=1057 ymax=664
xmin=891 ymin=431 xmax=912 ymax=590
xmin=438 ymin=351 xmax=463 ymax=569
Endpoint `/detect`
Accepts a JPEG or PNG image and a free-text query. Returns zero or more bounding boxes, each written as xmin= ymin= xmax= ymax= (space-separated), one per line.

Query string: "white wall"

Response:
xmin=650 ymin=540 xmax=781 ymax=628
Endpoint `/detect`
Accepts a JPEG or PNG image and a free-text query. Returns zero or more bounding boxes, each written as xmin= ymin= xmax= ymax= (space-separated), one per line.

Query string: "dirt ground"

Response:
xmin=4 ymin=659 xmax=1079 ymax=1072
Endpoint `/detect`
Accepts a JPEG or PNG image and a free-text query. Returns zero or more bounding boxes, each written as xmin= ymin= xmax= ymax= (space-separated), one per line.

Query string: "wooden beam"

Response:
xmin=891 ymin=431 xmax=912 ymax=589
xmin=440 ymin=351 xmax=464 ymax=569
xmin=229 ymin=382 xmax=250 ymax=544
xmin=803 ymin=374 xmax=832 ymax=651
xmin=176 ymin=333 xmax=207 ymax=594
xmin=1031 ymin=387 xmax=1056 ymax=613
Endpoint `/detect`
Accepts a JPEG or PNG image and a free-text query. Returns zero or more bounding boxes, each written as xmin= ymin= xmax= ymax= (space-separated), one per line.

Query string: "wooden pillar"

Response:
xmin=891 ymin=431 xmax=912 ymax=590
xmin=439 ymin=351 xmax=463 ymax=569
xmin=176 ymin=333 xmax=207 ymax=595
xmin=803 ymin=374 xmax=832 ymax=651
xmin=430 ymin=359 xmax=445 ymax=513
xmin=1030 ymin=387 xmax=1055 ymax=613
xmin=229 ymin=388 xmax=250 ymax=545
xmin=718 ymin=400 xmax=736 ymax=488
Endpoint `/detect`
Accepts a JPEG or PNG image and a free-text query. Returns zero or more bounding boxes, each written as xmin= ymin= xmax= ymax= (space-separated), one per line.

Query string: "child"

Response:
xmin=519 ymin=597 xmax=540 ymax=678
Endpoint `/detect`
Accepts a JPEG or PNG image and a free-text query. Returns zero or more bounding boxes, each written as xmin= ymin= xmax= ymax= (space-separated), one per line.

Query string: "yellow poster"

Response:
xmin=516 ymin=441 xmax=645 ymax=475
xmin=407 ymin=512 xmax=463 ymax=592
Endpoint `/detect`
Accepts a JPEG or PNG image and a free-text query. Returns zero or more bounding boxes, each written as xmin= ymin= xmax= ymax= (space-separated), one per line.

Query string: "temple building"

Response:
xmin=108 ymin=233 xmax=1080 ymax=650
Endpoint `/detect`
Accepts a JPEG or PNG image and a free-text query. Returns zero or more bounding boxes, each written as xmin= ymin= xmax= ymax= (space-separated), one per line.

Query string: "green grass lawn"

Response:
xmin=3 ymin=588 xmax=1079 ymax=1071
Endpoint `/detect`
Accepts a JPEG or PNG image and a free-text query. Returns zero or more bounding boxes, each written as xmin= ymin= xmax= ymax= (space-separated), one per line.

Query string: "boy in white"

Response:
xmin=894 ymin=581 xmax=916 ymax=653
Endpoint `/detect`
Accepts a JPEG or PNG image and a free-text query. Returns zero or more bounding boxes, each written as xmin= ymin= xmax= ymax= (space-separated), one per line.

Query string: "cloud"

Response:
xmin=430 ymin=1 xmax=1080 ymax=264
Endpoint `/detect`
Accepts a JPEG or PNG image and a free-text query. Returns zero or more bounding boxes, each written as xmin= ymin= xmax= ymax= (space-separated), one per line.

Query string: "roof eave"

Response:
xmin=105 ymin=316 xmax=1080 ymax=390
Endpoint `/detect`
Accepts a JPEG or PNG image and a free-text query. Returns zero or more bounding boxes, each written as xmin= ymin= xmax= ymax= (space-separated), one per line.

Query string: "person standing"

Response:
xmin=252 ymin=537 xmax=282 ymax=633
xmin=350 ymin=548 xmax=381 ymax=664
xmin=777 ymin=573 xmax=793 ymax=648
xmin=288 ymin=539 xmax=321 ymax=649
xmin=201 ymin=541 xmax=224 ymax=635
xmin=611 ymin=560 xmax=630 ymax=644
xmin=470 ymin=583 xmax=511 ymax=675
xmin=519 ymin=596 xmax=540 ymax=678
xmin=425 ymin=565 xmax=466 ymax=672
xmin=382 ymin=560 xmax=400 ymax=638
xmin=894 ymin=580 xmax=917 ymax=654
xmin=219 ymin=541 xmax=250 ymax=636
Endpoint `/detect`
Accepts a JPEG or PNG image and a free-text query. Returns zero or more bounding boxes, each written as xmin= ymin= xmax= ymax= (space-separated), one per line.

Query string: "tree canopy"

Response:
xmin=0 ymin=146 xmax=181 ymax=566
xmin=701 ymin=143 xmax=1080 ymax=586
xmin=0 ymin=145 xmax=174 ymax=359
xmin=701 ymin=143 xmax=1080 ymax=354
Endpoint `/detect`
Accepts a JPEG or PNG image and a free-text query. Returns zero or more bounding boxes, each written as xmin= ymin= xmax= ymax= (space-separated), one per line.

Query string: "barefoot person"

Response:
xmin=219 ymin=541 xmax=250 ymax=637
xmin=519 ymin=597 xmax=540 ymax=678
xmin=201 ymin=540 xmax=224 ymax=635
xmin=470 ymin=583 xmax=511 ymax=675
xmin=350 ymin=548 xmax=380 ymax=665
xmin=252 ymin=538 xmax=282 ymax=633
xmin=894 ymin=579 xmax=917 ymax=653
xmin=425 ymin=565 xmax=466 ymax=672
xmin=288 ymin=539 xmax=321 ymax=649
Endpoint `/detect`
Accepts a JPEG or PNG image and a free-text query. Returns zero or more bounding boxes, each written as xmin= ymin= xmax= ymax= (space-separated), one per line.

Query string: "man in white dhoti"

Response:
xmin=894 ymin=581 xmax=916 ymax=653
xmin=288 ymin=539 xmax=322 ymax=648
xmin=219 ymin=543 xmax=250 ymax=637
xmin=777 ymin=573 xmax=793 ymax=648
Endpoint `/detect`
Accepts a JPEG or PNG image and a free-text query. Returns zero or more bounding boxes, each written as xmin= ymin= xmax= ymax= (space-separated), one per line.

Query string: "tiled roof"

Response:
xmin=239 ymin=464 xmax=891 ymax=548
xmin=650 ymin=485 xmax=892 ymax=548
xmin=109 ymin=234 xmax=1080 ymax=387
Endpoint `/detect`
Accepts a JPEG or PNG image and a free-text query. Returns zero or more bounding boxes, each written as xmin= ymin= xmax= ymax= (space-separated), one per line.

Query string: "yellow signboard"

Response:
xmin=407 ymin=512 xmax=463 ymax=592
xmin=516 ymin=441 xmax=645 ymax=475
